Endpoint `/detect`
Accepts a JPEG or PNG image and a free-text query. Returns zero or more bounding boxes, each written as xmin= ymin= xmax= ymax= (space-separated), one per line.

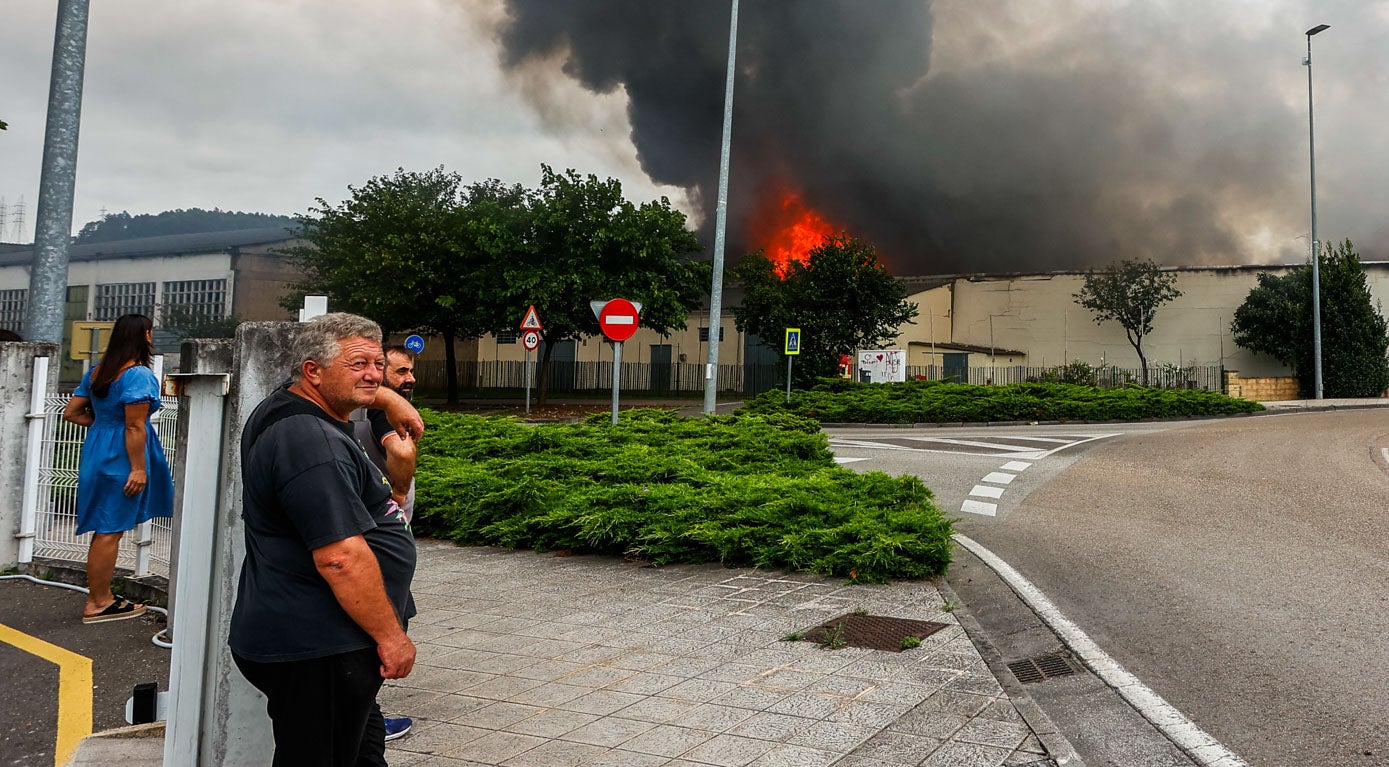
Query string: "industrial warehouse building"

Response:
xmin=3 ymin=226 xmax=1384 ymax=396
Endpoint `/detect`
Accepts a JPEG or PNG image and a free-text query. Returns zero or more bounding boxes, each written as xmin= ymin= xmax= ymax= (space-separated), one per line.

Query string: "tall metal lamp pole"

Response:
xmin=703 ymin=0 xmax=739 ymax=415
xmin=1305 ymin=23 xmax=1329 ymax=400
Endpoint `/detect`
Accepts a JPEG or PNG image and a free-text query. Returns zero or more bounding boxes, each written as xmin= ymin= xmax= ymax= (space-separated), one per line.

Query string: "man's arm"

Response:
xmin=371 ymin=386 xmax=423 ymax=441
xmin=312 ymin=535 xmax=416 ymax=679
xmin=381 ymin=434 xmax=416 ymax=507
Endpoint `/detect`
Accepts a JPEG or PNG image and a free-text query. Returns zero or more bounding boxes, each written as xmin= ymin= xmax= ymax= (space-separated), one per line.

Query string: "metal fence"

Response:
xmin=30 ymin=394 xmax=180 ymax=579
xmin=416 ymin=359 xmax=1225 ymax=397
xmin=415 ymin=360 xmax=782 ymax=397
xmin=904 ymin=364 xmax=1225 ymax=391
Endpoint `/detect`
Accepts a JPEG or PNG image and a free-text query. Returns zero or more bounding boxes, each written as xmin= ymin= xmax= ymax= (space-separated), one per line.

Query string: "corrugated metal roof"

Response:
xmin=0 ymin=226 xmax=299 ymax=267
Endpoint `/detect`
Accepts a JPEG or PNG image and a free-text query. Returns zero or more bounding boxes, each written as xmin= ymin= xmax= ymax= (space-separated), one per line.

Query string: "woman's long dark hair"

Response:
xmin=90 ymin=314 xmax=153 ymax=398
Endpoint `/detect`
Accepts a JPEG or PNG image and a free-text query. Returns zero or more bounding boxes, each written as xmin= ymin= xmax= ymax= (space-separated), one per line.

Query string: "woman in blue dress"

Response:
xmin=62 ymin=314 xmax=174 ymax=623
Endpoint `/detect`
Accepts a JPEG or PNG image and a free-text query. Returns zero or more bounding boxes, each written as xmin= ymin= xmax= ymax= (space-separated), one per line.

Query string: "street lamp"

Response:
xmin=1306 ymin=23 xmax=1329 ymax=399
xmin=703 ymin=0 xmax=739 ymax=415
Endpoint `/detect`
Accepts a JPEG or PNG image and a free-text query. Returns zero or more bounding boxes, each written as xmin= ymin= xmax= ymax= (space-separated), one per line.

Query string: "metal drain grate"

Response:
xmin=1006 ymin=652 xmax=1079 ymax=684
xmin=800 ymin=613 xmax=949 ymax=652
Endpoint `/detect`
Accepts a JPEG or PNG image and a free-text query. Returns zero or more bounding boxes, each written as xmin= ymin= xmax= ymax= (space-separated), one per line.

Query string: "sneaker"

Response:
xmin=383 ymin=716 xmax=413 ymax=742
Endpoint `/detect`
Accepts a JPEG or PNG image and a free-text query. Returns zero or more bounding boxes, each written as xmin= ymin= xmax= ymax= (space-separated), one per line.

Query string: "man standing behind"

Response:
xmin=353 ymin=344 xmax=418 ymax=742
xmin=357 ymin=345 xmax=417 ymax=522
xmin=231 ymin=313 xmax=417 ymax=767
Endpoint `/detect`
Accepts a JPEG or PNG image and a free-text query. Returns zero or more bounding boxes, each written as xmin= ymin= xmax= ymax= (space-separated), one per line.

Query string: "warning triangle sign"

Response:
xmin=519 ymin=305 xmax=543 ymax=331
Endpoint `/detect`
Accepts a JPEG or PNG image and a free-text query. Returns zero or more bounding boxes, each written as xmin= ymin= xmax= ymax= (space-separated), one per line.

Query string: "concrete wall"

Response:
xmin=199 ymin=323 xmax=296 ymax=766
xmin=0 ymin=342 xmax=59 ymax=568
xmin=229 ymin=242 xmax=303 ymax=322
xmin=922 ymin=267 xmax=1300 ymax=376
xmin=1224 ymin=371 xmax=1302 ymax=402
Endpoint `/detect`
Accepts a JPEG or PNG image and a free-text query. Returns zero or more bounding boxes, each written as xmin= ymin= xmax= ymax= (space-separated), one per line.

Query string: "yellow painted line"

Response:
xmin=0 ymin=622 xmax=93 ymax=767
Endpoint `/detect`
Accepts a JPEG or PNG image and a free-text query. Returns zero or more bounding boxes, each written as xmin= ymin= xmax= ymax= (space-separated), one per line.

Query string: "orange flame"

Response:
xmin=755 ymin=188 xmax=838 ymax=276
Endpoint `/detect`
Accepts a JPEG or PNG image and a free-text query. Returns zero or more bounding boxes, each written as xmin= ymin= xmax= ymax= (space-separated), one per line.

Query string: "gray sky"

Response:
xmin=2 ymin=0 xmax=1386 ymax=274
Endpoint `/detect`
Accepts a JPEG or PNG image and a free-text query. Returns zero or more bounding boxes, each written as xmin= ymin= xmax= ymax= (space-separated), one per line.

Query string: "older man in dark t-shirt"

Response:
xmin=230 ymin=313 xmax=421 ymax=767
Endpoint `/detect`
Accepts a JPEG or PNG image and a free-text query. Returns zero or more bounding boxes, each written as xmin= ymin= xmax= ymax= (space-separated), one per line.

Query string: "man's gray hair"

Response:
xmin=290 ymin=312 xmax=383 ymax=381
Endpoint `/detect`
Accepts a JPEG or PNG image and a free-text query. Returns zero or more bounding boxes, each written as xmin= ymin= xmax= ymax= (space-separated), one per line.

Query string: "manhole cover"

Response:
xmin=800 ymin=613 xmax=949 ymax=652
xmin=1006 ymin=652 xmax=1079 ymax=684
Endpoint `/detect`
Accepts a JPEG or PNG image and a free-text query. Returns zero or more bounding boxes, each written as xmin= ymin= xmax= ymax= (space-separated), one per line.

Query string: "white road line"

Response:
xmin=980 ymin=472 xmax=1017 ymax=485
xmin=829 ymin=438 xmax=1046 ymax=460
xmin=834 ymin=457 xmax=868 ymax=464
xmin=1000 ymin=461 xmax=1032 ymax=471
xmin=1382 ymin=447 xmax=1389 ymax=465
xmin=970 ymin=484 xmax=1005 ymax=499
xmin=960 ymin=500 xmax=997 ymax=516
xmin=1031 ymin=433 xmax=1120 ymax=458
xmin=953 ymin=534 xmax=1250 ymax=767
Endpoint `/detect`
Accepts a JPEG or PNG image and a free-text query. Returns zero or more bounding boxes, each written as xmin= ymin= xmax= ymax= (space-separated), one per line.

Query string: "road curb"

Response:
xmin=936 ymin=577 xmax=1085 ymax=767
xmin=952 ymin=533 xmax=1251 ymax=767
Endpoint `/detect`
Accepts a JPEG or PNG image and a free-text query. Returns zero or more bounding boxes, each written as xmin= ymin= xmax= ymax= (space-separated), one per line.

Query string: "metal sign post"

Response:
xmin=519 ymin=310 xmax=542 ymax=417
xmin=784 ymin=328 xmax=801 ymax=402
xmin=611 ymin=341 xmax=622 ymax=425
xmin=592 ymin=298 xmax=642 ymax=425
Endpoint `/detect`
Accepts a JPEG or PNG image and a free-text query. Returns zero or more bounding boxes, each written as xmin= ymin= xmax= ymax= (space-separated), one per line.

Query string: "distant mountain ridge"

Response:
xmin=74 ymin=208 xmax=297 ymax=244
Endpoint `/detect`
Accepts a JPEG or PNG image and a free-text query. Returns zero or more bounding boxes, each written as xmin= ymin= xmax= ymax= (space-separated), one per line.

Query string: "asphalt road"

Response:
xmin=0 ymin=580 xmax=170 ymax=766
xmin=831 ymin=412 xmax=1389 ymax=767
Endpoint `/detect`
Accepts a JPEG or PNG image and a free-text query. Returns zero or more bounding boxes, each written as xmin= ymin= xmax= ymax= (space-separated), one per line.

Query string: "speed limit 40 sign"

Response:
xmin=522 ymin=330 xmax=540 ymax=351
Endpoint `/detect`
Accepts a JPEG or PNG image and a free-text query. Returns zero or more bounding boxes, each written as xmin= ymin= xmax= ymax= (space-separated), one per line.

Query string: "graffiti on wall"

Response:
xmin=858 ymin=349 xmax=906 ymax=383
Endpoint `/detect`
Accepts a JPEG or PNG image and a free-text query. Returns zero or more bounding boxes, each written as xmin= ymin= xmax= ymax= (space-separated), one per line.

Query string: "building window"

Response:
xmin=161 ymin=279 xmax=228 ymax=323
xmin=94 ymin=282 xmax=156 ymax=321
xmin=497 ymin=330 xmax=519 ymax=344
xmin=0 ymin=288 xmax=26 ymax=333
xmin=698 ymin=327 xmax=724 ymax=342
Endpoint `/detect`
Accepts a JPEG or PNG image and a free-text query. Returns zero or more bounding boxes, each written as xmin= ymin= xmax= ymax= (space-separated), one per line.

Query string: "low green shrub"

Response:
xmin=740 ymin=378 xmax=1263 ymax=424
xmin=414 ymin=408 xmax=953 ymax=582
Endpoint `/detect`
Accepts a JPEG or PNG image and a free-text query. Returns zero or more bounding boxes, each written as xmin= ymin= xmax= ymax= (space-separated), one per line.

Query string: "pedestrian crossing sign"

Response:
xmin=785 ymin=328 xmax=801 ymax=355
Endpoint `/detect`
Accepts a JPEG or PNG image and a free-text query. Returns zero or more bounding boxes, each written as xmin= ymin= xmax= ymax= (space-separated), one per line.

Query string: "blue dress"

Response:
xmin=74 ymin=365 xmax=175 ymax=535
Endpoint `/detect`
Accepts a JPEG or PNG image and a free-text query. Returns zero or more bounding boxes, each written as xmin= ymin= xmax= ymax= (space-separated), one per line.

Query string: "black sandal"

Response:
xmin=82 ymin=597 xmax=147 ymax=624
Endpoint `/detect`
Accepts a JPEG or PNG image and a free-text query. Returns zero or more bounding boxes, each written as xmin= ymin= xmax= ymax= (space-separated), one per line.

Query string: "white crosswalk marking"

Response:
xmin=961 ymin=499 xmax=997 ymax=516
xmin=828 ymin=433 xmax=1117 ymax=460
xmin=1000 ymin=461 xmax=1032 ymax=471
xmin=981 ymin=472 xmax=1016 ymax=485
xmin=970 ymin=484 xmax=1005 ymax=499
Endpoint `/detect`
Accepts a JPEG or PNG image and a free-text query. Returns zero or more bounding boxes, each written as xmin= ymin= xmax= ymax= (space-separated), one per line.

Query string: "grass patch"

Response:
xmin=741 ymin=378 xmax=1264 ymax=424
xmin=413 ymin=408 xmax=953 ymax=583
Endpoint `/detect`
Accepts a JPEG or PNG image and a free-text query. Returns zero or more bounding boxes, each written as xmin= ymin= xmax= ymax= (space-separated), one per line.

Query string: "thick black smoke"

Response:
xmin=493 ymin=1 xmax=1380 ymax=274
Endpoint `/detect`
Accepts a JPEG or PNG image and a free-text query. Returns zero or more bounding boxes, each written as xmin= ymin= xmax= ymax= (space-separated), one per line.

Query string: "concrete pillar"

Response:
xmin=165 ymin=339 xmax=234 ymax=637
xmin=194 ymin=322 xmax=297 ymax=766
xmin=0 ymin=342 xmax=59 ymax=569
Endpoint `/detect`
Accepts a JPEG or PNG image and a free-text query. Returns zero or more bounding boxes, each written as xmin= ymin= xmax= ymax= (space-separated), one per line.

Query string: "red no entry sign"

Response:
xmin=597 ymin=298 xmax=640 ymax=342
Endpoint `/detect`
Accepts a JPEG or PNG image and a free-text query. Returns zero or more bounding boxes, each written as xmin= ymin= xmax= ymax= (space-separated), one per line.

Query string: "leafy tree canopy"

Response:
xmin=284 ymin=164 xmax=707 ymax=403
xmin=1232 ymin=239 xmax=1389 ymax=397
xmin=732 ymin=234 xmax=918 ymax=386
xmin=73 ymin=208 xmax=295 ymax=243
xmin=1073 ymin=258 xmax=1181 ymax=385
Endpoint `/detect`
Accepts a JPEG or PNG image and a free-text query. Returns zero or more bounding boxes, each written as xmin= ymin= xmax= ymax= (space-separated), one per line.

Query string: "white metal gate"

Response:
xmin=28 ymin=391 xmax=180 ymax=579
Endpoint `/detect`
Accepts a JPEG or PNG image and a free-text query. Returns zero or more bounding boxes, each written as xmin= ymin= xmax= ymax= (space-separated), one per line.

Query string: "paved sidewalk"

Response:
xmin=379 ymin=542 xmax=1058 ymax=766
xmin=65 ymin=541 xmax=1067 ymax=766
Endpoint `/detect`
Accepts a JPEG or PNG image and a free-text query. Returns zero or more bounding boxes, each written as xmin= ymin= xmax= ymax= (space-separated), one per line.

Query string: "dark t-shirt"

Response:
xmin=355 ymin=408 xmax=415 ymax=521
xmin=229 ymin=387 xmax=416 ymax=663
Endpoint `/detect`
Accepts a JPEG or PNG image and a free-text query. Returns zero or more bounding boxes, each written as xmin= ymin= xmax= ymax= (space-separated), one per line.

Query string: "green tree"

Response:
xmin=1073 ymin=259 xmax=1182 ymax=386
xmin=732 ymin=235 xmax=918 ymax=386
xmin=284 ymin=167 xmax=519 ymax=403
xmin=74 ymin=208 xmax=295 ymax=243
xmin=495 ymin=165 xmax=706 ymax=402
xmin=1232 ymin=239 xmax=1389 ymax=397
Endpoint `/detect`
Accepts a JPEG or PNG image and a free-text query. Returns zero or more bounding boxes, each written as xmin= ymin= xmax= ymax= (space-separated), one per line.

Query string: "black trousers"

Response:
xmin=233 ymin=647 xmax=387 ymax=767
